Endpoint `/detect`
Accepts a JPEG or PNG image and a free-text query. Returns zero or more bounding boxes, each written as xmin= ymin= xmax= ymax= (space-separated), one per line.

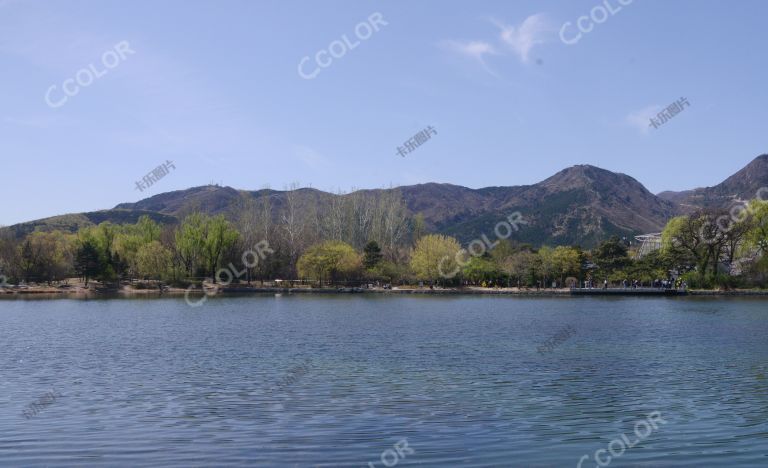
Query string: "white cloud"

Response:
xmin=441 ymin=40 xmax=497 ymax=61
xmin=441 ymin=13 xmax=550 ymax=74
xmin=626 ymin=105 xmax=662 ymax=134
xmin=494 ymin=14 xmax=550 ymax=63
xmin=292 ymin=144 xmax=328 ymax=169
xmin=440 ymin=40 xmax=499 ymax=76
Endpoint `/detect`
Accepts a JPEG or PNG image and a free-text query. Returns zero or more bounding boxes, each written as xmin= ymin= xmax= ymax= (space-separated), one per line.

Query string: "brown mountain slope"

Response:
xmin=110 ymin=164 xmax=677 ymax=247
xmin=658 ymin=154 xmax=768 ymax=211
xmin=8 ymin=156 xmax=767 ymax=247
xmin=439 ymin=165 xmax=677 ymax=246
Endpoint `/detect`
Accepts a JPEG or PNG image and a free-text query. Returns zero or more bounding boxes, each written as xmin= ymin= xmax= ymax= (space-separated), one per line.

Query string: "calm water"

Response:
xmin=1 ymin=295 xmax=767 ymax=467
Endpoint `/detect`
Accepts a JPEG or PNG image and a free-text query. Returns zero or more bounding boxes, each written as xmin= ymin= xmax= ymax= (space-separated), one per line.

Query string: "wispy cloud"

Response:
xmin=439 ymin=40 xmax=499 ymax=76
xmin=292 ymin=144 xmax=328 ymax=169
xmin=441 ymin=13 xmax=550 ymax=75
xmin=492 ymin=14 xmax=550 ymax=63
xmin=441 ymin=40 xmax=497 ymax=61
xmin=626 ymin=105 xmax=662 ymax=134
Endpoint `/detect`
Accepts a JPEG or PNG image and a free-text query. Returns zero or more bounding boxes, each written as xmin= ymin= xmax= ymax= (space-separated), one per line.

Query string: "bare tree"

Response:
xmin=279 ymin=182 xmax=307 ymax=277
xmin=378 ymin=189 xmax=411 ymax=261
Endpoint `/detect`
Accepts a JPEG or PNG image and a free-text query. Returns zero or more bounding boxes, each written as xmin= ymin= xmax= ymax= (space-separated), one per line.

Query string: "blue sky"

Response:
xmin=1 ymin=0 xmax=767 ymax=226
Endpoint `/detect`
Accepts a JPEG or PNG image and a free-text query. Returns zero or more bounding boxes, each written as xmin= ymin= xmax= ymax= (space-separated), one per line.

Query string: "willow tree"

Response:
xmin=297 ymin=240 xmax=361 ymax=286
xmin=662 ymin=214 xmax=716 ymax=277
xmin=410 ymin=234 xmax=461 ymax=283
xmin=136 ymin=241 xmax=172 ymax=280
xmin=15 ymin=231 xmax=74 ymax=284
xmin=551 ymin=246 xmax=582 ymax=285
xmin=175 ymin=213 xmax=239 ymax=282
xmin=745 ymin=200 xmax=768 ymax=255
xmin=114 ymin=216 xmax=162 ymax=279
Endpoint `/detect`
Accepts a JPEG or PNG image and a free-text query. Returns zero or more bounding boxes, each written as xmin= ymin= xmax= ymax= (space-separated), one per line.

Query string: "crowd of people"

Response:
xmin=581 ymin=278 xmax=689 ymax=290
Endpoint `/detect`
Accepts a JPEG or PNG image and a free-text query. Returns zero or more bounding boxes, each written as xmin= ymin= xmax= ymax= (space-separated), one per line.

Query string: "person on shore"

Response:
xmin=603 ymin=279 xmax=608 ymax=290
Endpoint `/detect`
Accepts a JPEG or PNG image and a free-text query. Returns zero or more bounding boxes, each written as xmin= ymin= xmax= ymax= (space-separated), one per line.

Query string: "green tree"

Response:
xmin=134 ymin=215 xmax=162 ymax=243
xmin=502 ymin=250 xmax=540 ymax=287
xmin=136 ymin=241 xmax=172 ymax=280
xmin=115 ymin=216 xmax=162 ymax=279
xmin=202 ymin=215 xmax=240 ymax=282
xmin=363 ymin=241 xmax=383 ymax=269
xmin=745 ymin=200 xmax=768 ymax=255
xmin=411 ymin=213 xmax=426 ymax=245
xmin=74 ymin=239 xmax=104 ymax=286
xmin=14 ymin=231 xmax=74 ymax=284
xmin=18 ymin=238 xmax=43 ymax=283
xmin=537 ymin=246 xmax=556 ymax=287
xmin=624 ymin=250 xmax=669 ymax=284
xmin=462 ymin=256 xmax=503 ymax=284
xmin=364 ymin=260 xmax=409 ymax=284
xmin=410 ymin=234 xmax=461 ymax=283
xmin=592 ymin=236 xmax=630 ymax=275
xmin=175 ymin=213 xmax=239 ymax=282
xmin=78 ymin=222 xmax=120 ymax=281
xmin=489 ymin=239 xmax=519 ymax=264
xmin=297 ymin=241 xmax=361 ymax=286
xmin=175 ymin=213 xmax=207 ymax=277
xmin=662 ymin=212 xmax=726 ymax=279
xmin=551 ymin=246 xmax=582 ymax=285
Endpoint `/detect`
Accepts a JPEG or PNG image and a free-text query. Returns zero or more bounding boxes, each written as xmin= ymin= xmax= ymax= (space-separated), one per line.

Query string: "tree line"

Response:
xmin=1 ymin=191 xmax=766 ymax=290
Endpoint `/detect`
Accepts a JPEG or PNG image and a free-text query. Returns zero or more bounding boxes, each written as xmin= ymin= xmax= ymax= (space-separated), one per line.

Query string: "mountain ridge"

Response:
xmin=658 ymin=154 xmax=768 ymax=211
xmin=5 ymin=155 xmax=768 ymax=247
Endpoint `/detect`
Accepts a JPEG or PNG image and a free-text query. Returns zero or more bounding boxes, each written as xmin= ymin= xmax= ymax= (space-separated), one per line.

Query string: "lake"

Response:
xmin=1 ymin=295 xmax=767 ymax=467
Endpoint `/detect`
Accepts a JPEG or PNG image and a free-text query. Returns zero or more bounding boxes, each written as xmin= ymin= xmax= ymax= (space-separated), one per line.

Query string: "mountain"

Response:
xmin=5 ymin=155 xmax=767 ymax=247
xmin=434 ymin=165 xmax=676 ymax=246
xmin=74 ymin=164 xmax=675 ymax=247
xmin=1 ymin=210 xmax=178 ymax=241
xmin=658 ymin=154 xmax=768 ymax=211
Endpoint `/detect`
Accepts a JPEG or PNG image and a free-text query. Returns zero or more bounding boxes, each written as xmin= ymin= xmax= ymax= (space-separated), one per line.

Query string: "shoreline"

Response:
xmin=3 ymin=285 xmax=768 ymax=298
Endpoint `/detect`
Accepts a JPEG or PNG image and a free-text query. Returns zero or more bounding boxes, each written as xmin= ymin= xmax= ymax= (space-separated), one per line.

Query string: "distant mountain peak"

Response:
xmin=657 ymin=153 xmax=768 ymax=210
xmin=713 ymin=153 xmax=768 ymax=197
xmin=552 ymin=164 xmax=626 ymax=178
xmin=538 ymin=164 xmax=636 ymax=192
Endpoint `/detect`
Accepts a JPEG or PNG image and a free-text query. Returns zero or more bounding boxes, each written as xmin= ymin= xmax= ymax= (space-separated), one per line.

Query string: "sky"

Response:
xmin=1 ymin=0 xmax=767 ymax=226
